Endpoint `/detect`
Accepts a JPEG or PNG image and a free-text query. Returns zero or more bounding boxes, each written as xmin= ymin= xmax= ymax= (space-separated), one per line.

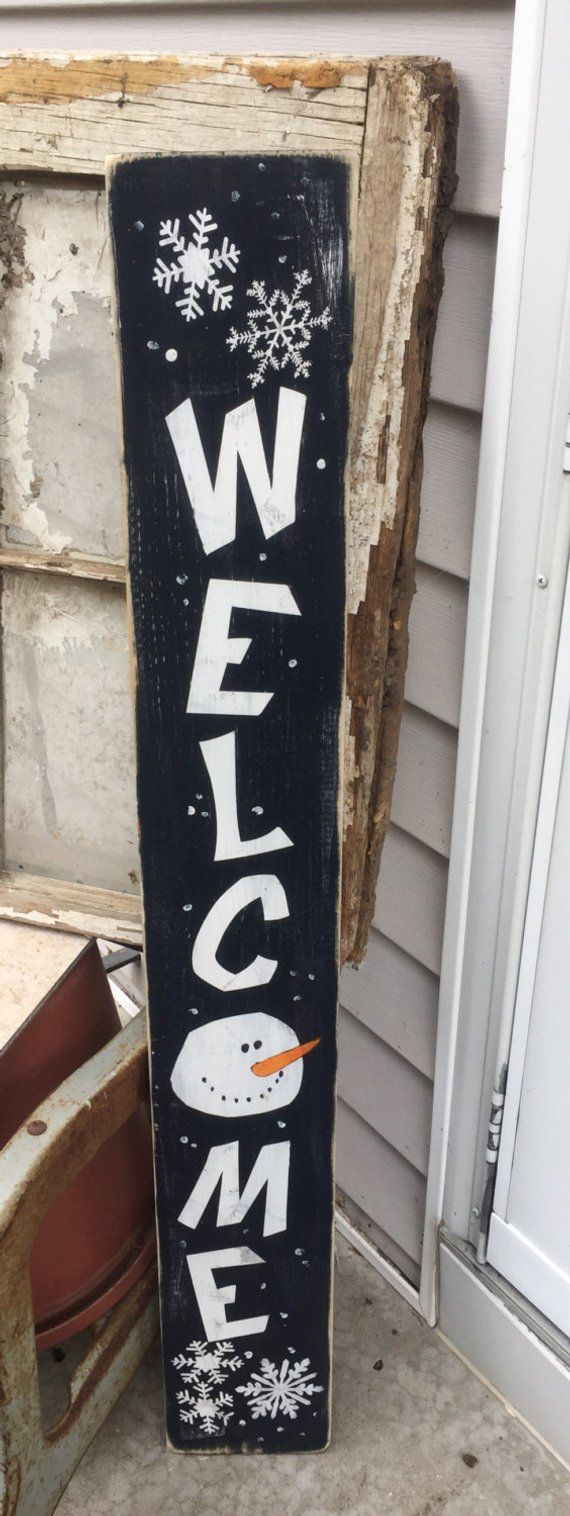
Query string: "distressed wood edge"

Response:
xmin=342 ymin=58 xmax=459 ymax=965
xmin=0 ymin=546 xmax=127 ymax=583
xmin=0 ymin=53 xmax=433 ymax=107
xmin=0 ymin=870 xmax=143 ymax=945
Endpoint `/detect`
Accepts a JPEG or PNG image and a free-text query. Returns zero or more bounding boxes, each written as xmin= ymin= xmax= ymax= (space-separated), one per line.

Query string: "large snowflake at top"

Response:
xmin=227 ymin=270 xmax=331 ymax=388
xmin=153 ymin=209 xmax=240 ymax=322
xmin=235 ymin=1355 xmax=324 ymax=1420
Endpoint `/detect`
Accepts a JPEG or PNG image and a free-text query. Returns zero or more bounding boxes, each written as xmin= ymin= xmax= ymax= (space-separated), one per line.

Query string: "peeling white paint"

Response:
xmin=347 ymin=78 xmax=432 ymax=618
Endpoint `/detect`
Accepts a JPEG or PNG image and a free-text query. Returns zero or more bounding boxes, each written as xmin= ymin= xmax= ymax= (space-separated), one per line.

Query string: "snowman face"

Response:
xmin=170 ymin=1011 xmax=319 ymax=1118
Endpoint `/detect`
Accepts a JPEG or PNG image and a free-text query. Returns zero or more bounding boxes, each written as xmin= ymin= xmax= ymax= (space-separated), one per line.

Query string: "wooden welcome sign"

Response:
xmin=109 ymin=153 xmax=351 ymax=1452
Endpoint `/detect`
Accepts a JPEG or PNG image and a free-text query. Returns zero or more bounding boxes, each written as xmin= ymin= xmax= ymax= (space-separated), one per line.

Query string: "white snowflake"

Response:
xmin=172 ymin=1339 xmax=243 ymax=1388
xmin=153 ymin=209 xmax=240 ymax=322
xmin=235 ymin=1356 xmax=324 ymax=1420
xmin=176 ymin=1385 xmax=234 ymax=1437
xmin=227 ymin=270 xmax=331 ymax=388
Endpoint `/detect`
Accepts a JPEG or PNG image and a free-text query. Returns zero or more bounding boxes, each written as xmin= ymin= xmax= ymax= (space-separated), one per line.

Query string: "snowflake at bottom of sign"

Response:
xmin=172 ymin=1340 xmax=324 ymax=1440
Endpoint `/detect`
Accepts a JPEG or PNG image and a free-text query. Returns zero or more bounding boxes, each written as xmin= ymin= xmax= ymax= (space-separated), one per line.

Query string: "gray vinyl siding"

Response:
xmin=337 ymin=6 xmax=514 ymax=1287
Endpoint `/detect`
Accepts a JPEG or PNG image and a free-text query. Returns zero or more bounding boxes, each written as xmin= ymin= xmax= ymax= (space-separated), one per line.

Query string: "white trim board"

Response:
xmin=419 ymin=0 xmax=549 ymax=1324
xmin=422 ymin=0 xmax=570 ymax=1337
xmin=439 ymin=1240 xmax=570 ymax=1472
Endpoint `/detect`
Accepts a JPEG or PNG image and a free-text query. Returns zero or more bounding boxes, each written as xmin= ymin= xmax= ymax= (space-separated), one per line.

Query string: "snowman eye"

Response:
xmin=254 ymin=1039 xmax=262 ymax=1050
xmin=241 ymin=1043 xmax=250 ymax=1053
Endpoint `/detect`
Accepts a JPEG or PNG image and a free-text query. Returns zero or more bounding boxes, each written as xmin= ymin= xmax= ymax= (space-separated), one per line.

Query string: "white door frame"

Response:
xmin=422 ymin=0 xmax=570 ymax=1324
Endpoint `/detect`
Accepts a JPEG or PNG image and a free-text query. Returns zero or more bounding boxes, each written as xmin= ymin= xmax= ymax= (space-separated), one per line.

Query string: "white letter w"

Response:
xmin=166 ymin=387 xmax=306 ymax=555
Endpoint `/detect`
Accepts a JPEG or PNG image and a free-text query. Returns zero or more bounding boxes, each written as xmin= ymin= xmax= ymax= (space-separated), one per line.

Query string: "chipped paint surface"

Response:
xmin=2 ymin=571 xmax=138 ymax=891
xmin=0 ymin=179 xmax=124 ymax=559
xmin=347 ymin=75 xmax=432 ymax=617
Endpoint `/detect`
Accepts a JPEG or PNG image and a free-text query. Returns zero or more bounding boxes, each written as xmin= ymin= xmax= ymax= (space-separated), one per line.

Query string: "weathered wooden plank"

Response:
xmin=340 ymin=927 xmax=438 ymax=1081
xmin=0 ymin=870 xmax=142 ymax=944
xmin=341 ymin=57 xmax=457 ymax=963
xmin=391 ymin=703 xmax=458 ymax=856
xmin=110 ymin=150 xmax=351 ymax=1456
xmin=417 ymin=402 xmax=480 ymax=580
xmin=0 ymin=548 xmax=126 ymax=584
xmin=406 ymin=564 xmax=468 ymax=729
xmin=338 ymin=1009 xmax=433 ymax=1174
xmin=0 ymin=53 xmax=367 ymax=176
xmin=336 ymin=1098 xmax=427 ymax=1265
xmin=374 ymin=825 xmax=448 ymax=976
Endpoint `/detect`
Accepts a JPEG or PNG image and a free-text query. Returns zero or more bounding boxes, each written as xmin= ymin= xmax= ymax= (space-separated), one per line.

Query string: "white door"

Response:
xmin=487 ymin=556 xmax=570 ymax=1337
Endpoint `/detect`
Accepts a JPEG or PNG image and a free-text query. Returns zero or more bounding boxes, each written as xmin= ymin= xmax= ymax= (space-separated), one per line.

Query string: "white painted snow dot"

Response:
xmin=187 ymin=806 xmax=196 ymax=816
xmin=271 ymin=211 xmax=280 ymax=220
xmin=201 ymin=810 xmax=208 ymax=818
xmin=180 ymin=1135 xmax=188 ymax=1144
xmin=260 ymin=1283 xmax=267 ymax=1290
xmin=189 ymin=1008 xmax=199 ymax=1016
xmin=295 ymin=1248 xmax=304 ymax=1256
xmin=320 ymin=412 xmax=326 ymax=421
xmin=278 ymin=254 xmax=287 ymax=264
xmin=231 ymin=190 xmax=240 ymax=202
xmin=308 ymin=973 xmax=315 ymax=981
xmin=252 ymin=805 xmax=264 ymax=815
xmin=191 ymin=1142 xmax=197 ymax=1148
xmin=183 ymin=598 xmax=189 ymax=606
xmin=245 ymin=1351 xmax=253 ymax=1359
xmin=239 ymin=1420 xmax=246 ymax=1426
xmin=176 ymin=574 xmax=187 ymax=585
xmin=288 ymin=658 xmax=298 ymax=669
xmin=134 ymin=220 xmax=144 ymax=231
xmin=278 ymin=1121 xmax=286 ymax=1128
xmin=258 ymin=162 xmax=266 ymax=171
xmin=165 ymin=348 xmax=178 ymax=363
xmin=259 ymin=552 xmax=267 ymax=562
xmin=280 ymin=1312 xmax=288 ymax=1319
xmin=196 ymin=794 xmax=203 ymax=800
xmin=183 ymin=903 xmax=193 ymax=912
xmin=147 ymin=340 xmax=159 ymax=350
xmin=293 ymin=995 xmax=301 ymax=1003
xmin=316 ymin=458 xmax=326 ymax=470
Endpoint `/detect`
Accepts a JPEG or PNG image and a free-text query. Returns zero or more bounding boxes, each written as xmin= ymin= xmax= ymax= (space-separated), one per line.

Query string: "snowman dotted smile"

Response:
xmin=171 ymin=1011 xmax=320 ymax=1118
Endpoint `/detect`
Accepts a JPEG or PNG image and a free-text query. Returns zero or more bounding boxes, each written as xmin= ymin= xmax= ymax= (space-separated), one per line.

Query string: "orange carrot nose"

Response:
xmin=251 ymin=1037 xmax=321 ymax=1078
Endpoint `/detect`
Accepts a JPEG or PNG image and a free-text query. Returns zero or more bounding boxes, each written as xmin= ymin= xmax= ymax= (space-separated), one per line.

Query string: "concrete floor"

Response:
xmin=59 ymin=1237 xmax=570 ymax=1515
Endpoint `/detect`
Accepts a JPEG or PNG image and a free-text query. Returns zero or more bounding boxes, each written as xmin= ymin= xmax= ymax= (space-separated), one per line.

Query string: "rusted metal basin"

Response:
xmin=0 ymin=937 xmax=155 ymax=1347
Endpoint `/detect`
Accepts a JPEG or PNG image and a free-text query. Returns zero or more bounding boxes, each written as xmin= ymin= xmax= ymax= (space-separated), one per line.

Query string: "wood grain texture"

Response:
xmin=342 ymin=57 xmax=457 ymax=961
xmin=0 ymin=870 xmax=142 ymax=944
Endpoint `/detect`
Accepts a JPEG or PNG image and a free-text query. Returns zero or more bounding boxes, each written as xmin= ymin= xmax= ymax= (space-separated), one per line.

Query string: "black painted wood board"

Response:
xmin=108 ymin=152 xmax=351 ymax=1454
